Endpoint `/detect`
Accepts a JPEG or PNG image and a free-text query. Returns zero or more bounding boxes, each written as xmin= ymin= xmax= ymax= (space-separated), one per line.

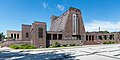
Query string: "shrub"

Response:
xmin=62 ymin=44 xmax=67 ymax=47
xmin=70 ymin=44 xmax=75 ymax=46
xmin=53 ymin=42 xmax=60 ymax=47
xmin=67 ymin=44 xmax=70 ymax=47
xmin=10 ymin=44 xmax=19 ymax=49
xmin=49 ymin=45 xmax=55 ymax=48
xmin=103 ymin=41 xmax=115 ymax=44
xmin=10 ymin=44 xmax=36 ymax=49
xmin=112 ymin=42 xmax=115 ymax=44
xmin=60 ymin=45 xmax=65 ymax=47
xmin=109 ymin=41 xmax=112 ymax=44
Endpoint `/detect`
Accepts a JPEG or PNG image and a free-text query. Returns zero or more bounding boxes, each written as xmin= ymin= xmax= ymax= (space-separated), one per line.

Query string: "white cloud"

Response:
xmin=41 ymin=2 xmax=48 ymax=8
xmin=85 ymin=20 xmax=120 ymax=32
xmin=57 ymin=4 xmax=65 ymax=11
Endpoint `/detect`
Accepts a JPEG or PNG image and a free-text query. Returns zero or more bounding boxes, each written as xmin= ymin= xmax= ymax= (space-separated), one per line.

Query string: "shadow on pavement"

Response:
xmin=0 ymin=50 xmax=76 ymax=60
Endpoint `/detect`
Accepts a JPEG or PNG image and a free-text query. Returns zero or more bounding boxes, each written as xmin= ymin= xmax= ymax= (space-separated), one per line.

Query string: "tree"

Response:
xmin=99 ymin=30 xmax=109 ymax=33
xmin=0 ymin=32 xmax=5 ymax=41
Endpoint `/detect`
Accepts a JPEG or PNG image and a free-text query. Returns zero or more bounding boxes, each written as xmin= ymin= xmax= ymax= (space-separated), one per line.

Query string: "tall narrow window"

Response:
xmin=11 ymin=34 xmax=13 ymax=39
xmin=72 ymin=14 xmax=78 ymax=35
xmin=86 ymin=35 xmax=88 ymax=41
xmin=73 ymin=14 xmax=76 ymax=34
xmin=17 ymin=34 xmax=19 ymax=39
xmin=53 ymin=34 xmax=57 ymax=40
xmin=26 ymin=33 xmax=29 ymax=38
xmin=89 ymin=35 xmax=91 ymax=41
xmin=38 ymin=28 xmax=43 ymax=38
xmin=92 ymin=35 xmax=94 ymax=41
xmin=76 ymin=15 xmax=79 ymax=34
xmin=14 ymin=34 xmax=16 ymax=39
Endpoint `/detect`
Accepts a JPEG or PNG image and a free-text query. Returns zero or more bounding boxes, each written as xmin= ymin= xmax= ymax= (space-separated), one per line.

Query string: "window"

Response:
xmin=72 ymin=14 xmax=78 ymax=34
xmin=38 ymin=28 xmax=43 ymax=38
xmin=89 ymin=35 xmax=91 ymax=41
xmin=14 ymin=34 xmax=16 ymax=39
xmin=99 ymin=36 xmax=102 ymax=40
xmin=92 ymin=35 xmax=94 ymax=41
xmin=17 ymin=34 xmax=19 ymax=39
xmin=26 ymin=33 xmax=29 ymax=38
xmin=11 ymin=34 xmax=13 ymax=39
xmin=103 ymin=35 xmax=107 ymax=40
xmin=47 ymin=34 xmax=51 ymax=40
xmin=73 ymin=15 xmax=76 ymax=33
xmin=86 ymin=35 xmax=88 ymax=41
xmin=53 ymin=34 xmax=57 ymax=40
xmin=109 ymin=35 xmax=114 ymax=40
xmin=78 ymin=35 xmax=81 ymax=40
xmin=58 ymin=34 xmax=62 ymax=40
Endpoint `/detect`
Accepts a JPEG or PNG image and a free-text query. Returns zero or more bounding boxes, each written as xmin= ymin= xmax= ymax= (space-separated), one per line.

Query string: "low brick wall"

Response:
xmin=84 ymin=40 xmax=119 ymax=45
xmin=84 ymin=41 xmax=99 ymax=45
xmin=0 ymin=40 xmax=31 ymax=47
xmin=50 ymin=40 xmax=83 ymax=46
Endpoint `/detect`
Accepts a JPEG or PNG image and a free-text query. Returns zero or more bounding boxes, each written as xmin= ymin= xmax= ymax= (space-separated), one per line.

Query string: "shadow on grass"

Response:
xmin=0 ymin=50 xmax=76 ymax=60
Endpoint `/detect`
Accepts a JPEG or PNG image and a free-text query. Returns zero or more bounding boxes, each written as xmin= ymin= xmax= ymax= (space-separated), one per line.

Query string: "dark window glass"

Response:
xmin=53 ymin=34 xmax=57 ymax=40
xmin=89 ymin=36 xmax=91 ymax=41
xmin=103 ymin=35 xmax=107 ymax=40
xmin=38 ymin=28 xmax=43 ymax=38
xmin=92 ymin=35 xmax=94 ymax=41
xmin=79 ymin=35 xmax=81 ymax=40
xmin=14 ymin=34 xmax=16 ymax=39
xmin=113 ymin=35 xmax=114 ymax=40
xmin=86 ymin=35 xmax=88 ymax=41
xmin=110 ymin=35 xmax=114 ymax=40
xmin=47 ymin=34 xmax=51 ymax=40
xmin=26 ymin=33 xmax=29 ymax=38
xmin=17 ymin=34 xmax=19 ymax=39
xmin=11 ymin=34 xmax=13 ymax=38
xmin=99 ymin=36 xmax=102 ymax=40
xmin=58 ymin=34 xmax=62 ymax=40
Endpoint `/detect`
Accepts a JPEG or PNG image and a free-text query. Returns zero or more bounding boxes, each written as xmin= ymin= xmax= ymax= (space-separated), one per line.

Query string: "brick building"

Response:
xmin=4 ymin=7 xmax=120 ymax=48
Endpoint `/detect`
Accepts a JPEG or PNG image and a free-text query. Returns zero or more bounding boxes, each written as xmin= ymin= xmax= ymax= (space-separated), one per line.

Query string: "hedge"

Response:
xmin=103 ymin=41 xmax=115 ymax=44
xmin=10 ymin=44 xmax=36 ymax=49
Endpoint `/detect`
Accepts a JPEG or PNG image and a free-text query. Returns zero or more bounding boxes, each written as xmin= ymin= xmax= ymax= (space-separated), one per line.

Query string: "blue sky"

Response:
xmin=0 ymin=0 xmax=120 ymax=35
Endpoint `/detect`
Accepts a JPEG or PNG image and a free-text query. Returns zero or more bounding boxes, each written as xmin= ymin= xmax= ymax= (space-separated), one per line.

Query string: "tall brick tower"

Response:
xmin=50 ymin=7 xmax=86 ymax=40
xmin=30 ymin=21 xmax=46 ymax=48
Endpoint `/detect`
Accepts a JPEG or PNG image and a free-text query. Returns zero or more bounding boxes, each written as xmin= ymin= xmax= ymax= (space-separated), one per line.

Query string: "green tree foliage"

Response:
xmin=99 ymin=30 xmax=109 ymax=33
xmin=0 ymin=32 xmax=5 ymax=41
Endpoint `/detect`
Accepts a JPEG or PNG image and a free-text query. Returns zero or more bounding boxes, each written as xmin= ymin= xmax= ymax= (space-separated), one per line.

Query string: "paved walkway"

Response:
xmin=0 ymin=44 xmax=120 ymax=60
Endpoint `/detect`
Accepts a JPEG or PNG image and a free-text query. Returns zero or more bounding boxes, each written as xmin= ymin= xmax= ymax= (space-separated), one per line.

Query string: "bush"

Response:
xmin=48 ymin=45 xmax=55 ymax=48
xmin=62 ymin=44 xmax=67 ymax=47
xmin=48 ymin=42 xmax=60 ymax=48
xmin=53 ymin=42 xmax=60 ymax=47
xmin=103 ymin=41 xmax=115 ymax=44
xmin=67 ymin=44 xmax=70 ymax=47
xmin=10 ymin=44 xmax=19 ymax=49
xmin=70 ymin=44 xmax=75 ymax=46
xmin=112 ymin=42 xmax=115 ymax=44
xmin=10 ymin=44 xmax=36 ymax=49
xmin=109 ymin=41 xmax=112 ymax=44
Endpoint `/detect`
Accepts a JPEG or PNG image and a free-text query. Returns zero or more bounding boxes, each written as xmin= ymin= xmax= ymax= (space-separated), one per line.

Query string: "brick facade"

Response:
xmin=30 ymin=22 xmax=46 ymax=48
xmin=5 ymin=7 xmax=120 ymax=48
